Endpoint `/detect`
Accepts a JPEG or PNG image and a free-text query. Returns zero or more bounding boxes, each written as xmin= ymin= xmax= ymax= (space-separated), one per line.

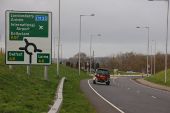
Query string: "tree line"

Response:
xmin=64 ymin=52 xmax=170 ymax=74
xmin=99 ymin=52 xmax=170 ymax=73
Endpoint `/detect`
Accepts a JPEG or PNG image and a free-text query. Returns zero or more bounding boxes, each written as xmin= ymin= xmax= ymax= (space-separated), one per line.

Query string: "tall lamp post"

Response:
xmin=56 ymin=44 xmax=62 ymax=61
xmin=54 ymin=37 xmax=56 ymax=63
xmin=136 ymin=26 xmax=150 ymax=76
xmin=152 ymin=40 xmax=156 ymax=76
xmin=60 ymin=44 xmax=63 ymax=64
xmin=150 ymin=45 xmax=153 ymax=75
xmin=0 ymin=35 xmax=1 ymax=54
xmin=148 ymin=0 xmax=169 ymax=83
xmin=89 ymin=34 xmax=101 ymax=74
xmin=79 ymin=14 xmax=95 ymax=76
xmin=57 ymin=0 xmax=61 ymax=78
xmin=58 ymin=44 xmax=62 ymax=64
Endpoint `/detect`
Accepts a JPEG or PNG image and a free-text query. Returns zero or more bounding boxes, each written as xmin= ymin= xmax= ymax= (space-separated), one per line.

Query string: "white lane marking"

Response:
xmin=88 ymin=80 xmax=125 ymax=113
xmin=151 ymin=96 xmax=157 ymax=99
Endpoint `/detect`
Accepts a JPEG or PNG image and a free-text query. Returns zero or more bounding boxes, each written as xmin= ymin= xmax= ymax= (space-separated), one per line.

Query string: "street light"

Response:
xmin=150 ymin=45 xmax=153 ymax=75
xmin=136 ymin=26 xmax=150 ymax=76
xmin=79 ymin=14 xmax=95 ymax=76
xmin=58 ymin=44 xmax=63 ymax=64
xmin=0 ymin=35 xmax=1 ymax=54
xmin=148 ymin=0 xmax=169 ymax=83
xmin=152 ymin=40 xmax=156 ymax=76
xmin=57 ymin=0 xmax=61 ymax=78
xmin=89 ymin=34 xmax=101 ymax=75
xmin=53 ymin=37 xmax=56 ymax=63
xmin=56 ymin=44 xmax=62 ymax=59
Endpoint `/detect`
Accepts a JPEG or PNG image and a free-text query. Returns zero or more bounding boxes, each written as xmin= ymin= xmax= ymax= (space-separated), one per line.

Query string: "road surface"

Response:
xmin=80 ymin=77 xmax=170 ymax=113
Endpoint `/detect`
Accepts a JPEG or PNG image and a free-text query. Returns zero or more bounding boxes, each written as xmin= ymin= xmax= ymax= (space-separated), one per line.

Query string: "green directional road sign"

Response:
xmin=9 ymin=13 xmax=48 ymax=40
xmin=37 ymin=53 xmax=50 ymax=63
xmin=6 ymin=11 xmax=52 ymax=65
xmin=8 ymin=51 xmax=24 ymax=61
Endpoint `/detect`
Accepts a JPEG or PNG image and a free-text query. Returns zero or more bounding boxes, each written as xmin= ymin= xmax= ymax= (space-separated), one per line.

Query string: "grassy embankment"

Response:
xmin=59 ymin=66 xmax=96 ymax=113
xmin=0 ymin=55 xmax=96 ymax=113
xmin=145 ymin=70 xmax=170 ymax=87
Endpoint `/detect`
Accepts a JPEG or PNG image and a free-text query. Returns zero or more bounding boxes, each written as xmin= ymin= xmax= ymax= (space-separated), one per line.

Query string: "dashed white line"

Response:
xmin=88 ymin=80 xmax=125 ymax=113
xmin=151 ymin=96 xmax=157 ymax=99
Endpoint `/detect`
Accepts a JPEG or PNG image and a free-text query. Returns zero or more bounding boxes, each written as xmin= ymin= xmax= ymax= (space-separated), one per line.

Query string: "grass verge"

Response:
xmin=0 ymin=63 xmax=59 ymax=113
xmin=59 ymin=65 xmax=96 ymax=113
xmin=0 ymin=55 xmax=96 ymax=113
xmin=145 ymin=69 xmax=170 ymax=87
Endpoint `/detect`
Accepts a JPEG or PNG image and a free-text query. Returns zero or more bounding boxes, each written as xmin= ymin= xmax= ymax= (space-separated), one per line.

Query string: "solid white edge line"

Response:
xmin=88 ymin=80 xmax=125 ymax=113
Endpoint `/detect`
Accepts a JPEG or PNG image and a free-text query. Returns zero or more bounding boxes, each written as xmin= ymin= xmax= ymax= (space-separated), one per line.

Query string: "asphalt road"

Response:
xmin=80 ymin=79 xmax=121 ymax=113
xmin=80 ymin=77 xmax=170 ymax=113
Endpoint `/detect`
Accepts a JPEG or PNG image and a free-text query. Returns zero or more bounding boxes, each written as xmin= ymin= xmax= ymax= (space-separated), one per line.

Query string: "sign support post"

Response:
xmin=44 ymin=65 xmax=48 ymax=80
xmin=9 ymin=65 xmax=13 ymax=70
xmin=27 ymin=65 xmax=30 ymax=75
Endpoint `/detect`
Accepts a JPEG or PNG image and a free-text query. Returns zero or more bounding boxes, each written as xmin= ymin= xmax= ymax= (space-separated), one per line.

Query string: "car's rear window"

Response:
xmin=96 ymin=69 xmax=109 ymax=75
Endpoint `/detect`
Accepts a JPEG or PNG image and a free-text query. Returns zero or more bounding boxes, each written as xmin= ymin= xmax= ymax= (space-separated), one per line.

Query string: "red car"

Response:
xmin=93 ymin=68 xmax=110 ymax=85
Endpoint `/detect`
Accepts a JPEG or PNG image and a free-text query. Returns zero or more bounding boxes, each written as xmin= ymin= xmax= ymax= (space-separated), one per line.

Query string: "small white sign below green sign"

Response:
xmin=5 ymin=10 xmax=52 ymax=65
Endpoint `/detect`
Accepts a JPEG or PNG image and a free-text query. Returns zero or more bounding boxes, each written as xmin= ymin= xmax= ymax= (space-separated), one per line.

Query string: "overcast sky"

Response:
xmin=0 ymin=0 xmax=169 ymax=58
